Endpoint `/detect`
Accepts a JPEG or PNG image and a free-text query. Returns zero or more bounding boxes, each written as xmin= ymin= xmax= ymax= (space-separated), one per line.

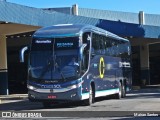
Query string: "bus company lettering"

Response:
xmin=57 ymin=43 xmax=73 ymax=48
xmin=41 ymin=84 xmax=61 ymax=89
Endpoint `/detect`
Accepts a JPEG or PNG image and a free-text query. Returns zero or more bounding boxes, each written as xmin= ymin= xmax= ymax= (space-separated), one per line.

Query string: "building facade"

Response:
xmin=0 ymin=1 xmax=160 ymax=95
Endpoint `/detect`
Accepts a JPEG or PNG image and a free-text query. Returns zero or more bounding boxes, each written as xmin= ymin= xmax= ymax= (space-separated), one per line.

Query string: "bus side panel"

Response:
xmin=81 ymin=55 xmax=121 ymax=99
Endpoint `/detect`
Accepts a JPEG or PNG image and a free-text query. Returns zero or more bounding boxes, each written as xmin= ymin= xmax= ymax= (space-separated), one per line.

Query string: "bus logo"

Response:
xmin=41 ymin=84 xmax=61 ymax=89
xmin=99 ymin=57 xmax=105 ymax=78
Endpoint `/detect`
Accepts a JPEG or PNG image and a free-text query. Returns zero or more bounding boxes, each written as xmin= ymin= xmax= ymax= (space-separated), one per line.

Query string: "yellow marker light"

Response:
xmin=99 ymin=57 xmax=105 ymax=78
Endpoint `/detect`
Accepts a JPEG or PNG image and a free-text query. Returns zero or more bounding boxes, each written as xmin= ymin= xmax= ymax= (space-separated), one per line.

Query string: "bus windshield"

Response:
xmin=29 ymin=37 xmax=80 ymax=82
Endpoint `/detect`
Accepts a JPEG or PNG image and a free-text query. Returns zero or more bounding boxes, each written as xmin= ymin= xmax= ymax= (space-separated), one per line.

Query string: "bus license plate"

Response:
xmin=48 ymin=95 xmax=57 ymax=99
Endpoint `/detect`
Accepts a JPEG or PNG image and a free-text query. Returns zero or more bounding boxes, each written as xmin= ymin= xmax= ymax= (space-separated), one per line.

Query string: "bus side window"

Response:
xmin=106 ymin=38 xmax=112 ymax=56
xmin=92 ymin=33 xmax=100 ymax=55
xmin=99 ymin=36 xmax=105 ymax=54
xmin=92 ymin=34 xmax=106 ymax=55
xmin=104 ymin=37 xmax=109 ymax=56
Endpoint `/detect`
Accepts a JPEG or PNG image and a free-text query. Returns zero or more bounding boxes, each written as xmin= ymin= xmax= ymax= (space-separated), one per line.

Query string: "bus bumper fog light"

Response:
xmin=30 ymin=94 xmax=35 ymax=98
xmin=71 ymin=94 xmax=76 ymax=98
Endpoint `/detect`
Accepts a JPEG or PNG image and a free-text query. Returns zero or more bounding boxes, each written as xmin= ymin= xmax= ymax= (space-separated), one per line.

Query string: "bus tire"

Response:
xmin=84 ymin=84 xmax=95 ymax=105
xmin=115 ymin=82 xmax=122 ymax=99
xmin=121 ymin=82 xmax=126 ymax=98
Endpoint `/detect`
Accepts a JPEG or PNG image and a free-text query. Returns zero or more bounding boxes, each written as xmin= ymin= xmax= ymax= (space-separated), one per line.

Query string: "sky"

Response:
xmin=6 ymin=0 xmax=160 ymax=15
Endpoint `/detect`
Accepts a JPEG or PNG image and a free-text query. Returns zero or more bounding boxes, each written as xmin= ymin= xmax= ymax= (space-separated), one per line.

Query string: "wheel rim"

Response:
xmin=119 ymin=84 xmax=122 ymax=98
xmin=89 ymin=87 xmax=93 ymax=104
xmin=122 ymin=85 xmax=125 ymax=97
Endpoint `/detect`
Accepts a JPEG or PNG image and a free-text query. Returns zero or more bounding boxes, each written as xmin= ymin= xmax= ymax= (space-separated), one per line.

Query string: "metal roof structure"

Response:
xmin=0 ymin=1 xmax=160 ymax=39
xmin=78 ymin=8 xmax=160 ymax=27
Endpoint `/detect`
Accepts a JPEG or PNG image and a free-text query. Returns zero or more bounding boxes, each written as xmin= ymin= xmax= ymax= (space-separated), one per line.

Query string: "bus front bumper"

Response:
xmin=28 ymin=88 xmax=81 ymax=102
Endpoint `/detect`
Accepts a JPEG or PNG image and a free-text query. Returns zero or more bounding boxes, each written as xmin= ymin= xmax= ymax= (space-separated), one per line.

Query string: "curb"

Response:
xmin=0 ymin=95 xmax=28 ymax=104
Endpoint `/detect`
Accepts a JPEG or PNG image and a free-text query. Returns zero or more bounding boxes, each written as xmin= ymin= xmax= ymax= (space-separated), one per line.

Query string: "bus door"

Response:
xmin=81 ymin=32 xmax=91 ymax=74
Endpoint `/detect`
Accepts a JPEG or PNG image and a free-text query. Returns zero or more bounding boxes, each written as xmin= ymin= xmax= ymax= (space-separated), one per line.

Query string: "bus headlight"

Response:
xmin=67 ymin=84 xmax=77 ymax=89
xmin=70 ymin=85 xmax=77 ymax=89
xmin=27 ymin=85 xmax=36 ymax=90
xmin=67 ymin=81 xmax=83 ymax=89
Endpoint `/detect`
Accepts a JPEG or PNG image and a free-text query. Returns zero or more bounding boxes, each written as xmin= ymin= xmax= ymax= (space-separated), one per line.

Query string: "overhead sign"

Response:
xmin=35 ymin=40 xmax=52 ymax=44
xmin=56 ymin=42 xmax=74 ymax=48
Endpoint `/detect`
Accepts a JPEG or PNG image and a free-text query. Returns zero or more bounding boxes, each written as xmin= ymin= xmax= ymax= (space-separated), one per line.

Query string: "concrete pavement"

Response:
xmin=0 ymin=94 xmax=28 ymax=104
xmin=0 ymin=84 xmax=160 ymax=104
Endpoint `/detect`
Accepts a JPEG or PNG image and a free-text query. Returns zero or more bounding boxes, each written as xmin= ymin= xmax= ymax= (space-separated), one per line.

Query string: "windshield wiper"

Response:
xmin=55 ymin=62 xmax=66 ymax=81
xmin=54 ymin=54 xmax=66 ymax=81
xmin=39 ymin=58 xmax=53 ymax=79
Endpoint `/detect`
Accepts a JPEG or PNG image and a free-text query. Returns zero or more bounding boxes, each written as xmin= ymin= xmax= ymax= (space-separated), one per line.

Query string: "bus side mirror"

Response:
xmin=20 ymin=46 xmax=28 ymax=62
xmin=79 ymin=44 xmax=87 ymax=60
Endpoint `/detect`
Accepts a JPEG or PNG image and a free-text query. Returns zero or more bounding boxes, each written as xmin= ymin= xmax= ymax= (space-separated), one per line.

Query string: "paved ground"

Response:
xmin=0 ymin=86 xmax=160 ymax=119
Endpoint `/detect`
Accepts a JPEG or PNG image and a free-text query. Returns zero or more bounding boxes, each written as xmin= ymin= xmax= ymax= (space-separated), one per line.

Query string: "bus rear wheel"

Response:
xmin=121 ymin=82 xmax=126 ymax=98
xmin=115 ymin=82 xmax=122 ymax=99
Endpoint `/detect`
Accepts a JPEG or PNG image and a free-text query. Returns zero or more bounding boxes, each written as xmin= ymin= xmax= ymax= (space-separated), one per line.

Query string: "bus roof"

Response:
xmin=33 ymin=24 xmax=128 ymax=42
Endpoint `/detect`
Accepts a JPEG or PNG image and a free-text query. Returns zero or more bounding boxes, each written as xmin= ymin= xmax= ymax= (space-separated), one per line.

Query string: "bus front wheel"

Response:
xmin=84 ymin=84 xmax=95 ymax=105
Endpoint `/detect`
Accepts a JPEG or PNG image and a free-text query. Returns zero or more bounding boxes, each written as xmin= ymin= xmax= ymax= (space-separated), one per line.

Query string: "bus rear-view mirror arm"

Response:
xmin=20 ymin=46 xmax=28 ymax=62
xmin=79 ymin=44 xmax=87 ymax=60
